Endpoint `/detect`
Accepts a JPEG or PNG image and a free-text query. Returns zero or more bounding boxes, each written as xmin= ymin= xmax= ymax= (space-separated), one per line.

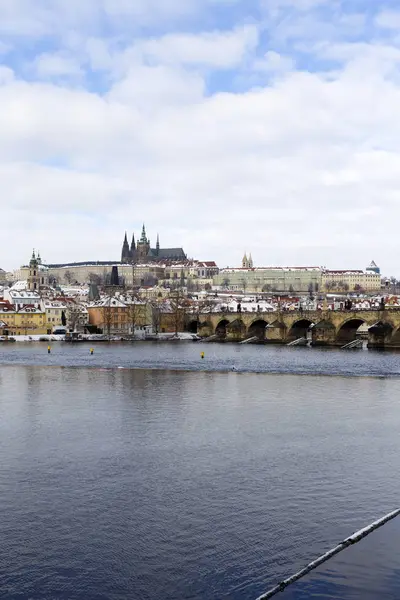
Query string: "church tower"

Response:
xmin=156 ymin=234 xmax=160 ymax=257
xmin=27 ymin=250 xmax=40 ymax=292
xmin=121 ymin=232 xmax=131 ymax=263
xmin=242 ymin=252 xmax=253 ymax=269
xmin=136 ymin=224 xmax=150 ymax=262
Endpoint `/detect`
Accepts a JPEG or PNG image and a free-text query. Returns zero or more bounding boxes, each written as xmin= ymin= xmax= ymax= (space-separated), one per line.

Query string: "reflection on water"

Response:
xmin=0 ymin=349 xmax=399 ymax=599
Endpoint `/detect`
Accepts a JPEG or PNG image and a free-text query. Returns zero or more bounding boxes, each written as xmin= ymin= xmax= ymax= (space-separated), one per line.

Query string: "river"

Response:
xmin=0 ymin=342 xmax=399 ymax=599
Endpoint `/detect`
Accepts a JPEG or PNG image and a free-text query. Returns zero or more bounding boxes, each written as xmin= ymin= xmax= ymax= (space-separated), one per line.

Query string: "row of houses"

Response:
xmin=0 ymin=286 xmax=183 ymax=336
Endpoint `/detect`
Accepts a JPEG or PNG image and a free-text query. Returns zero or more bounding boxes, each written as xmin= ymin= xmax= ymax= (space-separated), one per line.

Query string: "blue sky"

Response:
xmin=1 ymin=0 xmax=400 ymax=273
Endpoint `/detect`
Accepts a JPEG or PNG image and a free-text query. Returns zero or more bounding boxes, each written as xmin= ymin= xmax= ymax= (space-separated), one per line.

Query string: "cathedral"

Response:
xmin=121 ymin=225 xmax=187 ymax=264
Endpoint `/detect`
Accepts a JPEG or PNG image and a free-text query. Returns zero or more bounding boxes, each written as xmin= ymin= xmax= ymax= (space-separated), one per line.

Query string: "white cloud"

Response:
xmin=253 ymin=50 xmax=294 ymax=72
xmin=34 ymin=52 xmax=83 ymax=78
xmin=0 ymin=0 xmax=209 ymax=38
xmin=0 ymin=66 xmax=14 ymax=84
xmin=133 ymin=26 xmax=259 ymax=69
xmin=375 ymin=10 xmax=400 ymax=30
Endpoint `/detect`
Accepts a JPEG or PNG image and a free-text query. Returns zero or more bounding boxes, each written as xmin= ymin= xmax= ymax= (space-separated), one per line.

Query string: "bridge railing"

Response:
xmin=199 ymin=307 xmax=396 ymax=316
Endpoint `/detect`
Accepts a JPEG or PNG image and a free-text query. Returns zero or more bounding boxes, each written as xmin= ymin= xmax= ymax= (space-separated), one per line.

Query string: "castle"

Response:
xmin=121 ymin=225 xmax=187 ymax=264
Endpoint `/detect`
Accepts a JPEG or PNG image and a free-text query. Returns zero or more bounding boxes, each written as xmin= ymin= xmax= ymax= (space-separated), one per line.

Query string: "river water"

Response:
xmin=0 ymin=342 xmax=399 ymax=599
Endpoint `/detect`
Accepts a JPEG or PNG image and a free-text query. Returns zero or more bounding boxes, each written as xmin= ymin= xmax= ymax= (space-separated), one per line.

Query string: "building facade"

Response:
xmin=213 ymin=267 xmax=322 ymax=293
xmin=322 ymin=270 xmax=382 ymax=292
xmin=0 ymin=306 xmax=47 ymax=335
xmin=87 ymin=297 xmax=152 ymax=335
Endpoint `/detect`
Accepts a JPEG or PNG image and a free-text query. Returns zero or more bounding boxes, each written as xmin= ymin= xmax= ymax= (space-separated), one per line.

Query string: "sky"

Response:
xmin=1 ymin=0 xmax=400 ymax=274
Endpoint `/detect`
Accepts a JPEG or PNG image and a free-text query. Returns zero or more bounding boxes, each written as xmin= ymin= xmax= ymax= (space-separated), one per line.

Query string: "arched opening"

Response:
xmin=215 ymin=319 xmax=230 ymax=338
xmin=248 ymin=319 xmax=268 ymax=341
xmin=287 ymin=319 xmax=314 ymax=342
xmin=187 ymin=320 xmax=198 ymax=334
xmin=336 ymin=319 xmax=366 ymax=344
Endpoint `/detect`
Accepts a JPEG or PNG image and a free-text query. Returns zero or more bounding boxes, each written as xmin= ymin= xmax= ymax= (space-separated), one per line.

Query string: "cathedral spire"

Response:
xmin=140 ymin=223 xmax=147 ymax=243
xmin=130 ymin=233 xmax=136 ymax=252
xmin=121 ymin=232 xmax=130 ymax=263
xmin=156 ymin=234 xmax=160 ymax=256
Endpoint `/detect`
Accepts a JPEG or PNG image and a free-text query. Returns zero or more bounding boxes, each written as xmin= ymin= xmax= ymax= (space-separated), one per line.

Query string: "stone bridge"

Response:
xmin=194 ymin=310 xmax=400 ymax=348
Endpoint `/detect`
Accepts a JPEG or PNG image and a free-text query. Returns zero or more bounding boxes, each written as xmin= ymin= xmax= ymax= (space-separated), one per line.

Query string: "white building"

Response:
xmin=3 ymin=288 xmax=42 ymax=310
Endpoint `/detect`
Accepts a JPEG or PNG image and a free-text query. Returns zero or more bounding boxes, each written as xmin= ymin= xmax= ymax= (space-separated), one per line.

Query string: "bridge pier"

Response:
xmin=311 ymin=320 xmax=337 ymax=346
xmin=265 ymin=320 xmax=287 ymax=344
xmin=367 ymin=322 xmax=393 ymax=349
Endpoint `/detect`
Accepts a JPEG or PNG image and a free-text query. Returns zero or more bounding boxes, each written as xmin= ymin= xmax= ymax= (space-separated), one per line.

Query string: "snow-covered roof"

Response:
xmin=7 ymin=289 xmax=41 ymax=299
xmin=88 ymin=297 xmax=127 ymax=308
xmin=220 ymin=266 xmax=321 ymax=273
xmin=10 ymin=280 xmax=29 ymax=291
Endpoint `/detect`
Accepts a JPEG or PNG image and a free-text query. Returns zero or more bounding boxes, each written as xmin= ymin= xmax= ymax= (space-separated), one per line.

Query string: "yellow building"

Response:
xmin=0 ymin=307 xmax=47 ymax=335
xmin=322 ymin=270 xmax=381 ymax=293
xmin=43 ymin=300 xmax=68 ymax=328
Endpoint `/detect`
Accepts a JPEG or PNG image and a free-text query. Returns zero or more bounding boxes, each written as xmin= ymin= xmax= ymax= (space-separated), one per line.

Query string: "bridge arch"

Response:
xmin=336 ymin=318 xmax=368 ymax=344
xmin=287 ymin=318 xmax=314 ymax=342
xmin=187 ymin=320 xmax=198 ymax=333
xmin=215 ymin=319 xmax=230 ymax=338
xmin=248 ymin=319 xmax=269 ymax=340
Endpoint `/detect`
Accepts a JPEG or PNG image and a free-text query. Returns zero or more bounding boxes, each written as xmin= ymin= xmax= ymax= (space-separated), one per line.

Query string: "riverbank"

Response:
xmin=0 ymin=332 xmax=201 ymax=343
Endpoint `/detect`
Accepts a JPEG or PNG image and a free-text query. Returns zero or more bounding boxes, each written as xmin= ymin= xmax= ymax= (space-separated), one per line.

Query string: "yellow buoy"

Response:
xmin=48 ymin=346 xmax=51 ymax=354
xmin=200 ymin=352 xmax=205 ymax=359
xmin=90 ymin=348 xmax=94 ymax=355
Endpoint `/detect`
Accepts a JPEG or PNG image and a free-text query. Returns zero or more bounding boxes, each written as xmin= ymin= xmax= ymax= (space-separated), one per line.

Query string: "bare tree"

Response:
xmin=151 ymin=301 xmax=162 ymax=335
xmin=142 ymin=272 xmax=158 ymax=287
xmin=67 ymin=303 xmax=84 ymax=332
xmin=325 ymin=280 xmax=335 ymax=291
xmin=88 ymin=272 xmax=102 ymax=285
xmin=169 ymin=290 xmax=190 ymax=336
xmin=64 ymin=270 xmax=73 ymax=284
xmin=126 ymin=292 xmax=146 ymax=336
xmin=100 ymin=294 xmax=115 ymax=339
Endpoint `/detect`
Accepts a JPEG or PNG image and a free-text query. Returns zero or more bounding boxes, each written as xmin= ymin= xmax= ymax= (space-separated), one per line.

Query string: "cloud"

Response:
xmin=34 ymin=52 xmax=83 ymax=78
xmin=375 ymin=10 xmax=400 ymax=30
xmin=253 ymin=50 xmax=294 ymax=72
xmin=0 ymin=0 xmax=400 ymax=275
xmin=131 ymin=26 xmax=259 ymax=69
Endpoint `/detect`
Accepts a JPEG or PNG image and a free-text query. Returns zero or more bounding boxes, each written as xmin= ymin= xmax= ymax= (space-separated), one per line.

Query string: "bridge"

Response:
xmin=194 ymin=309 xmax=400 ymax=348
